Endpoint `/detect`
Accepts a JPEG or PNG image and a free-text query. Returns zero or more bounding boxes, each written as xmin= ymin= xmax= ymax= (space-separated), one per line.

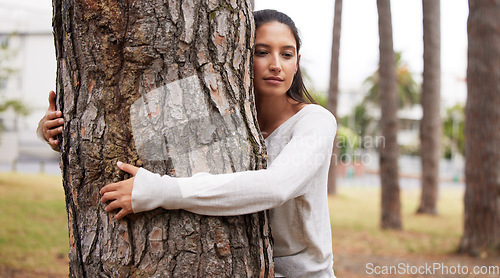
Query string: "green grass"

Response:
xmin=0 ymin=172 xmax=68 ymax=276
xmin=330 ymin=185 xmax=464 ymax=257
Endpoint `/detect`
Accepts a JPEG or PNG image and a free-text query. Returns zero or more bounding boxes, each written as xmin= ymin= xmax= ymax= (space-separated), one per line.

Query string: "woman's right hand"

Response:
xmin=36 ymin=90 xmax=64 ymax=152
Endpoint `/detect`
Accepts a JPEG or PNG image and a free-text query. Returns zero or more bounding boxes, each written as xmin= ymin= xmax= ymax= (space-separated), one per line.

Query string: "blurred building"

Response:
xmin=0 ymin=1 xmax=58 ymax=166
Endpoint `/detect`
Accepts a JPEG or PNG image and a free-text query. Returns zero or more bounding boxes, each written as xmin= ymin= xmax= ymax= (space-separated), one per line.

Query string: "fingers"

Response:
xmin=47 ymin=135 xmax=61 ymax=152
xmin=42 ymin=111 xmax=64 ymax=145
xmin=48 ymin=138 xmax=60 ymax=151
xmin=43 ymin=121 xmax=63 ymax=144
xmin=44 ymin=90 xmax=64 ymax=138
xmin=48 ymin=90 xmax=57 ymax=111
xmin=117 ymin=161 xmax=139 ymax=176
xmin=100 ymin=180 xmax=134 ymax=220
xmin=103 ymin=196 xmax=122 ymax=211
xmin=46 ymin=110 xmax=63 ymax=121
xmin=102 ymin=197 xmax=133 ymax=220
xmin=100 ymin=182 xmax=120 ymax=196
xmin=37 ymin=92 xmax=63 ymax=150
xmin=100 ymin=164 xmax=136 ymax=220
xmin=43 ymin=118 xmax=64 ymax=130
xmin=114 ymin=207 xmax=133 ymax=220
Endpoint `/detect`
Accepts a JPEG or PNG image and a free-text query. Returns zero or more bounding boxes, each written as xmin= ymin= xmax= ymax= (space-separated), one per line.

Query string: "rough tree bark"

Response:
xmin=376 ymin=0 xmax=402 ymax=230
xmin=53 ymin=0 xmax=274 ymax=276
xmin=326 ymin=0 xmax=342 ymax=196
xmin=459 ymin=0 xmax=500 ymax=257
xmin=417 ymin=0 xmax=441 ymax=215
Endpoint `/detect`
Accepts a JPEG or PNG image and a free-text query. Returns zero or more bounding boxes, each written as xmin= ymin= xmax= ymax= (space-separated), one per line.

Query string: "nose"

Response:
xmin=269 ymin=54 xmax=282 ymax=72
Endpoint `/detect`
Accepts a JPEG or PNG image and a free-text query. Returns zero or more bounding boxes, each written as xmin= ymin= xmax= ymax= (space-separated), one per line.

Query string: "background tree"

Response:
xmin=335 ymin=126 xmax=359 ymax=163
xmin=338 ymin=103 xmax=374 ymax=154
xmin=0 ymin=34 xmax=17 ymax=83
xmin=53 ymin=0 xmax=273 ymax=276
xmin=359 ymin=52 xmax=419 ymax=151
xmin=459 ymin=0 xmax=500 ymax=257
xmin=326 ymin=0 xmax=343 ymax=195
xmin=442 ymin=104 xmax=464 ymax=159
xmin=363 ymin=52 xmax=420 ymax=109
xmin=0 ymin=35 xmax=30 ymax=139
xmin=0 ymin=100 xmax=30 ymax=118
xmin=417 ymin=0 xmax=441 ymax=215
xmin=376 ymin=0 xmax=402 ymax=230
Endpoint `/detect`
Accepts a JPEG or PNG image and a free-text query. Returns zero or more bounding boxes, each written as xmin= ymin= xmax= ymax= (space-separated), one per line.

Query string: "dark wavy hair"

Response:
xmin=253 ymin=9 xmax=316 ymax=104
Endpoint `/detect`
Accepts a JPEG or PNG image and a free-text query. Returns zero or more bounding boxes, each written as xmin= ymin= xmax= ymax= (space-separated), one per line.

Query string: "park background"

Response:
xmin=1 ymin=0 xmax=499 ymax=277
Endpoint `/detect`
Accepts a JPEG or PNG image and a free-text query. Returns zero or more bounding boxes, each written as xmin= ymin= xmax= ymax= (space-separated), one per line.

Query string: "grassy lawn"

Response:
xmin=330 ymin=185 xmax=464 ymax=257
xmin=0 ymin=172 xmax=466 ymax=276
xmin=0 ymin=172 xmax=68 ymax=276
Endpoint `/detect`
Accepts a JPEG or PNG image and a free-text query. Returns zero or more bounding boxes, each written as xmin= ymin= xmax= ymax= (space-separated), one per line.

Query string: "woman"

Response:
xmin=39 ymin=9 xmax=337 ymax=278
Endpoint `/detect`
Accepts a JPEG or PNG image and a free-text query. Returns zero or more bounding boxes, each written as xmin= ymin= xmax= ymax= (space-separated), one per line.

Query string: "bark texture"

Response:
xmin=326 ymin=0 xmax=342 ymax=196
xmin=459 ymin=0 xmax=500 ymax=257
xmin=376 ymin=0 xmax=402 ymax=230
xmin=53 ymin=0 xmax=274 ymax=276
xmin=417 ymin=0 xmax=441 ymax=215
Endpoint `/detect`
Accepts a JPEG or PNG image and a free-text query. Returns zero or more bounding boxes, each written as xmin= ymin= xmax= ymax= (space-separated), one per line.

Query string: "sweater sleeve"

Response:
xmin=131 ymin=111 xmax=337 ymax=216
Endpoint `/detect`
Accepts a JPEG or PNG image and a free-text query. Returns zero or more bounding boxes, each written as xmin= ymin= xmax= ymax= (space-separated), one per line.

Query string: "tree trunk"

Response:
xmin=459 ymin=0 xmax=500 ymax=257
xmin=417 ymin=0 xmax=441 ymax=215
xmin=53 ymin=0 xmax=274 ymax=276
xmin=327 ymin=0 xmax=342 ymax=196
xmin=376 ymin=0 xmax=402 ymax=230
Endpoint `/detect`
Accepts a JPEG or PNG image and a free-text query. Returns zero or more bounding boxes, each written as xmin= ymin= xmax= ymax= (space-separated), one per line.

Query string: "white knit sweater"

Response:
xmin=131 ymin=104 xmax=337 ymax=277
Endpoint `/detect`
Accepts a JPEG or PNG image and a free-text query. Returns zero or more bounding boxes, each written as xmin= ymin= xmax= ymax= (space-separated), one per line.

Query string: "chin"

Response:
xmin=256 ymin=86 xmax=289 ymax=97
xmin=256 ymin=90 xmax=288 ymax=99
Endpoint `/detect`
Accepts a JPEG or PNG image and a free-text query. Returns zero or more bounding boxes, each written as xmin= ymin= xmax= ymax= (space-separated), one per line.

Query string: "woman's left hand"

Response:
xmin=100 ymin=161 xmax=139 ymax=220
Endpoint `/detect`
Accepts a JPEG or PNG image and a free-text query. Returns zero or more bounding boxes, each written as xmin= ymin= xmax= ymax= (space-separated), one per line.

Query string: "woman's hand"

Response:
xmin=36 ymin=90 xmax=64 ymax=152
xmin=100 ymin=161 xmax=139 ymax=220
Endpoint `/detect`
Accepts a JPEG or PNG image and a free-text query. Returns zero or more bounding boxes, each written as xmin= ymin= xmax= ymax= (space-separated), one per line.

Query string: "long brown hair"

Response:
xmin=253 ymin=9 xmax=316 ymax=104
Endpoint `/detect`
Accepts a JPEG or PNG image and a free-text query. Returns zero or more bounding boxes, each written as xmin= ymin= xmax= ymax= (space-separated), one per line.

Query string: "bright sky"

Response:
xmin=1 ymin=0 xmax=469 ymax=114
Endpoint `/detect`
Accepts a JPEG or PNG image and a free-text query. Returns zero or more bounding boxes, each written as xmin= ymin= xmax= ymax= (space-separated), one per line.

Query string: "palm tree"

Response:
xmin=327 ymin=0 xmax=343 ymax=195
xmin=363 ymin=52 xmax=420 ymax=109
xmin=417 ymin=0 xmax=441 ymax=215
xmin=376 ymin=0 xmax=402 ymax=230
xmin=442 ymin=104 xmax=465 ymax=158
xmin=459 ymin=0 xmax=500 ymax=257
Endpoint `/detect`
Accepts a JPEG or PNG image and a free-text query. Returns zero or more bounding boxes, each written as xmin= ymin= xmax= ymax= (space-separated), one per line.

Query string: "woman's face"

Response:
xmin=253 ymin=21 xmax=300 ymax=99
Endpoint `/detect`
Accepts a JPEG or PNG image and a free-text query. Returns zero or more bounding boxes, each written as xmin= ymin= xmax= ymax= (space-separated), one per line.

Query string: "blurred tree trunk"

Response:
xmin=417 ymin=0 xmax=441 ymax=215
xmin=53 ymin=0 xmax=274 ymax=277
xmin=327 ymin=0 xmax=342 ymax=195
xmin=459 ymin=0 xmax=500 ymax=257
xmin=376 ymin=0 xmax=402 ymax=230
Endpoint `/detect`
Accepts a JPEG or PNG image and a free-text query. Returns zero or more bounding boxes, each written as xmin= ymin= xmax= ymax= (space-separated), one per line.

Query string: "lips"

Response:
xmin=263 ymin=76 xmax=284 ymax=84
xmin=264 ymin=76 xmax=284 ymax=81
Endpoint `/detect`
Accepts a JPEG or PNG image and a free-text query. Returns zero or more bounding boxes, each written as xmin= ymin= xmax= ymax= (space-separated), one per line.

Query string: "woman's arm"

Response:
xmin=36 ymin=90 xmax=64 ymax=152
xmin=101 ymin=110 xmax=337 ymax=219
